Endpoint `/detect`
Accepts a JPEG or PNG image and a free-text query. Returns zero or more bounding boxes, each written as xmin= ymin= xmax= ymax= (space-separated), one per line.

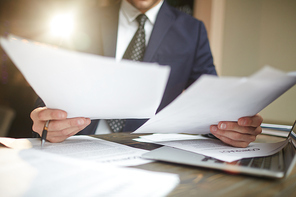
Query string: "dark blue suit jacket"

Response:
xmin=35 ymin=0 xmax=217 ymax=134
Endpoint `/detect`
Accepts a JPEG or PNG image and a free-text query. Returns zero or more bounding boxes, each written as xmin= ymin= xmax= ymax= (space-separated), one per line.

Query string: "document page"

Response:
xmin=0 ymin=148 xmax=179 ymax=197
xmin=133 ymin=133 xmax=208 ymax=142
xmin=27 ymin=136 xmax=152 ymax=166
xmin=157 ymin=138 xmax=288 ymax=162
xmin=0 ymin=35 xmax=170 ymax=119
xmin=134 ymin=66 xmax=296 ymax=134
xmin=0 ymin=136 xmax=151 ymax=166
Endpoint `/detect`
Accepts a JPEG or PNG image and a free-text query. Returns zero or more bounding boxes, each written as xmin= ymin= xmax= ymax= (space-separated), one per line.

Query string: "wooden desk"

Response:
xmin=95 ymin=133 xmax=296 ymax=197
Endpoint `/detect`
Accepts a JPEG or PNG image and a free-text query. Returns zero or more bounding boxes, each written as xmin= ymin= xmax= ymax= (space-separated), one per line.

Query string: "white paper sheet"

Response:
xmin=0 ymin=136 xmax=152 ymax=166
xmin=156 ymin=138 xmax=288 ymax=162
xmin=133 ymin=133 xmax=208 ymax=143
xmin=0 ymin=35 xmax=170 ymax=119
xmin=0 ymin=148 xmax=179 ymax=197
xmin=32 ymin=136 xmax=153 ymax=166
xmin=134 ymin=66 xmax=296 ymax=134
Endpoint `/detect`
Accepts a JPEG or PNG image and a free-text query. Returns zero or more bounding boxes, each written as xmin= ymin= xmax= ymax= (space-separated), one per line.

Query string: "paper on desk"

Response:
xmin=0 ymin=148 xmax=179 ymax=197
xmin=0 ymin=136 xmax=152 ymax=166
xmin=0 ymin=35 xmax=170 ymax=119
xmin=27 ymin=136 xmax=152 ymax=166
xmin=134 ymin=66 xmax=296 ymax=134
xmin=157 ymin=138 xmax=288 ymax=162
xmin=133 ymin=134 xmax=288 ymax=162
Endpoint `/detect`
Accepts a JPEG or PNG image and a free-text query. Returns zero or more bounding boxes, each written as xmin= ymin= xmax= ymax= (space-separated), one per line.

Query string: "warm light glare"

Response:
xmin=50 ymin=13 xmax=75 ymax=37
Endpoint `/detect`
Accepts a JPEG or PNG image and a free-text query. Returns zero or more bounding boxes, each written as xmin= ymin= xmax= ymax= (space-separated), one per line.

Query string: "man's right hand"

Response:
xmin=30 ymin=107 xmax=91 ymax=143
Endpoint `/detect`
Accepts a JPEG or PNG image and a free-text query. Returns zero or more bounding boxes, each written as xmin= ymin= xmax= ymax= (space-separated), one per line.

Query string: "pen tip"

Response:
xmin=41 ymin=139 xmax=45 ymax=148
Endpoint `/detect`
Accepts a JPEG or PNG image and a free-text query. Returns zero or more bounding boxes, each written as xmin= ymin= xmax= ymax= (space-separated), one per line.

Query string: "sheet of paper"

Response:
xmin=30 ymin=136 xmax=153 ymax=166
xmin=156 ymin=138 xmax=288 ymax=162
xmin=133 ymin=133 xmax=208 ymax=143
xmin=134 ymin=66 xmax=296 ymax=134
xmin=0 ymin=136 xmax=152 ymax=166
xmin=0 ymin=35 xmax=170 ymax=119
xmin=0 ymin=148 xmax=179 ymax=197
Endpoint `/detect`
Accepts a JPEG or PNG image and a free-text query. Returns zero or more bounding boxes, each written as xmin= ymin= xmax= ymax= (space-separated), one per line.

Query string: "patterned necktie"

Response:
xmin=107 ymin=14 xmax=148 ymax=132
xmin=123 ymin=14 xmax=148 ymax=61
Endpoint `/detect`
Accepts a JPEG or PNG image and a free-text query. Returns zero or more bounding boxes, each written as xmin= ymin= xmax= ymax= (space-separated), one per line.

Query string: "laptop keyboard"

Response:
xmin=240 ymin=156 xmax=272 ymax=169
xmin=202 ymin=150 xmax=283 ymax=170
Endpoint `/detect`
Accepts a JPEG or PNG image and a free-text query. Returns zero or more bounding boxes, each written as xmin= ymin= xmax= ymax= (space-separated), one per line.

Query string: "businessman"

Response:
xmin=30 ymin=0 xmax=263 ymax=147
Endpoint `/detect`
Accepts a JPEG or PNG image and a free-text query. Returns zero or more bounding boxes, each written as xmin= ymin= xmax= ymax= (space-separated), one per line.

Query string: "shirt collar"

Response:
xmin=121 ymin=0 xmax=164 ymax=25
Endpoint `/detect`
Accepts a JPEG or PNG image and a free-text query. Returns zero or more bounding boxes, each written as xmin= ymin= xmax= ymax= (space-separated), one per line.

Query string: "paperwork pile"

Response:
xmin=0 ymin=147 xmax=179 ymax=197
xmin=0 ymin=136 xmax=179 ymax=197
xmin=134 ymin=133 xmax=290 ymax=162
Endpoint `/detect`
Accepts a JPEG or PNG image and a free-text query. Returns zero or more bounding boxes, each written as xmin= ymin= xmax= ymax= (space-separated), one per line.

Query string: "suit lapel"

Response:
xmin=143 ymin=2 xmax=176 ymax=62
xmin=100 ymin=1 xmax=175 ymax=60
xmin=100 ymin=2 xmax=121 ymax=57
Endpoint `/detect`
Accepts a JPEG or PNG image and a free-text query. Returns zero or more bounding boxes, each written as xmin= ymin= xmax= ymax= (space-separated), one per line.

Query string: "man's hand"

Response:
xmin=210 ymin=114 xmax=263 ymax=148
xmin=30 ymin=107 xmax=91 ymax=143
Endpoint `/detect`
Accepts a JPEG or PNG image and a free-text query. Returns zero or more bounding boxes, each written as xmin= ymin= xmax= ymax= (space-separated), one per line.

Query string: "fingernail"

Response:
xmin=58 ymin=112 xmax=66 ymax=119
xmin=77 ymin=119 xmax=85 ymax=125
xmin=86 ymin=118 xmax=91 ymax=124
xmin=211 ymin=126 xmax=217 ymax=132
xmin=220 ymin=123 xmax=227 ymax=130
xmin=239 ymin=119 xmax=247 ymax=126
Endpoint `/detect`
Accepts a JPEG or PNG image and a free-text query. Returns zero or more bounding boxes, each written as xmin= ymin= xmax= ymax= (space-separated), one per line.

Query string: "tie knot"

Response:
xmin=136 ymin=14 xmax=148 ymax=27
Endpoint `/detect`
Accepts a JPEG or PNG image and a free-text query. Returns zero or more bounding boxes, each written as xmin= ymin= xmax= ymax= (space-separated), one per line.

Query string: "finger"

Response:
xmin=31 ymin=108 xmax=48 ymax=135
xmin=211 ymin=126 xmax=257 ymax=143
xmin=212 ymin=133 xmax=250 ymax=148
xmin=48 ymin=118 xmax=91 ymax=132
xmin=48 ymin=121 xmax=90 ymax=137
xmin=254 ymin=125 xmax=262 ymax=135
xmin=45 ymin=119 xmax=91 ymax=143
xmin=31 ymin=107 xmax=70 ymax=136
xmin=217 ymin=122 xmax=252 ymax=134
xmin=217 ymin=121 xmax=261 ymax=135
xmin=238 ymin=114 xmax=263 ymax=127
xmin=45 ymin=135 xmax=70 ymax=143
xmin=37 ymin=108 xmax=67 ymax=121
xmin=46 ymin=129 xmax=80 ymax=143
xmin=30 ymin=107 xmax=43 ymax=122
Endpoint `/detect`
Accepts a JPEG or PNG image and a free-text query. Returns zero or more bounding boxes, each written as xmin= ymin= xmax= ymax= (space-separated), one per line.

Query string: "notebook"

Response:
xmin=142 ymin=121 xmax=296 ymax=178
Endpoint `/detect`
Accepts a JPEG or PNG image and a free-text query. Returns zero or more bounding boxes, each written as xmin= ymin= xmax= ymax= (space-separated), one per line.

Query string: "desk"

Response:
xmin=95 ymin=133 xmax=296 ymax=197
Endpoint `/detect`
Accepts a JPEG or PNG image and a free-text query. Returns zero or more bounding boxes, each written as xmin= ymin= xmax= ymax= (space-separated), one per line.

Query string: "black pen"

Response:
xmin=41 ymin=120 xmax=50 ymax=148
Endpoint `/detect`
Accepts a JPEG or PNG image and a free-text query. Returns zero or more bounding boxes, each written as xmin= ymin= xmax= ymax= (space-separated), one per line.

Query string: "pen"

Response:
xmin=41 ymin=120 xmax=50 ymax=148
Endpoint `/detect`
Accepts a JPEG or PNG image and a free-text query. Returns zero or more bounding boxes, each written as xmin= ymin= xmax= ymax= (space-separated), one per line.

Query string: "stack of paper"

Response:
xmin=0 ymin=147 xmax=179 ymax=197
xmin=133 ymin=133 xmax=288 ymax=162
xmin=1 ymin=136 xmax=151 ymax=167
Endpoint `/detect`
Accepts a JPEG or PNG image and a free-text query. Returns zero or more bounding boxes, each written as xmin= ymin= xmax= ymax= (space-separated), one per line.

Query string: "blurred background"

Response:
xmin=0 ymin=0 xmax=295 ymax=138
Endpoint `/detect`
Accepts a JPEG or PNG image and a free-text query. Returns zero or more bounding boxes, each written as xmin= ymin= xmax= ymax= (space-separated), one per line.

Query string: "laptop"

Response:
xmin=142 ymin=121 xmax=296 ymax=178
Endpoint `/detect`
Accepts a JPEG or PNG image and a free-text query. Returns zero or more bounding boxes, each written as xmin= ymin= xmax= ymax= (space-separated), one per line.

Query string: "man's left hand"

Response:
xmin=210 ymin=114 xmax=263 ymax=148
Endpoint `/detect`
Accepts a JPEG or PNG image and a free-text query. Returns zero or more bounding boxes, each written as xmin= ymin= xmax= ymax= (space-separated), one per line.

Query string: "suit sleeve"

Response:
xmin=186 ymin=21 xmax=217 ymax=88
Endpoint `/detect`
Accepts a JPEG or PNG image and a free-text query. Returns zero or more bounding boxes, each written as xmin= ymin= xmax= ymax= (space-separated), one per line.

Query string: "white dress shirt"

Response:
xmin=116 ymin=0 xmax=163 ymax=61
xmin=95 ymin=0 xmax=163 ymax=134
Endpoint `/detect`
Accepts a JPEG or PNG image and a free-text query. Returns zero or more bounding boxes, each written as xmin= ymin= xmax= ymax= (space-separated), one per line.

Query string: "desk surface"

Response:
xmin=95 ymin=133 xmax=296 ymax=197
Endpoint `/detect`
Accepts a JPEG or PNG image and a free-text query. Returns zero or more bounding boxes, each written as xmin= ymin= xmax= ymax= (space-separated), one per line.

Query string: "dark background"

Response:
xmin=0 ymin=0 xmax=194 ymax=138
